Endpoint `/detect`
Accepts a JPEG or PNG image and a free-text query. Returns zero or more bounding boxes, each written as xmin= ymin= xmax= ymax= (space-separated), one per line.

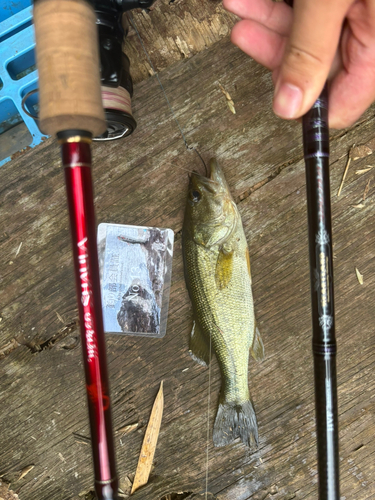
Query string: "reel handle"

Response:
xmin=33 ymin=0 xmax=107 ymax=137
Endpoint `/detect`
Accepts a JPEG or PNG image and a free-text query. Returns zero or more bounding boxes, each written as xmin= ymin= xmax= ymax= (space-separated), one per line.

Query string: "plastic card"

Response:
xmin=98 ymin=223 xmax=174 ymax=338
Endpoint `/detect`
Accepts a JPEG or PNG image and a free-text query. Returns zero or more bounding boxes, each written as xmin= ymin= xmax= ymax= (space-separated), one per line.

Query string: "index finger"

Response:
xmin=223 ymin=0 xmax=293 ymax=36
xmin=273 ymin=0 xmax=351 ymax=119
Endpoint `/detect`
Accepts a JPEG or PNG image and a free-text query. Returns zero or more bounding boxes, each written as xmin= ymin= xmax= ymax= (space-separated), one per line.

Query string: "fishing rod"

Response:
xmin=31 ymin=1 xmax=146 ymax=499
xmin=304 ymin=85 xmax=339 ymax=500
xmin=33 ymin=0 xmax=118 ymax=498
xmin=283 ymin=2 xmax=340 ymax=498
xmin=32 ymin=0 xmax=154 ymax=497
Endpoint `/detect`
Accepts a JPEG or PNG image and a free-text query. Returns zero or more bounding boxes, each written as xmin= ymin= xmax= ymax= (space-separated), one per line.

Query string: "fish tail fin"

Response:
xmin=212 ymin=400 xmax=258 ymax=448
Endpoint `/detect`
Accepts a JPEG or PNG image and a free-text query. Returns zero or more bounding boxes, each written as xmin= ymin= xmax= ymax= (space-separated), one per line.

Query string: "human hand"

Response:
xmin=223 ymin=0 xmax=375 ymax=129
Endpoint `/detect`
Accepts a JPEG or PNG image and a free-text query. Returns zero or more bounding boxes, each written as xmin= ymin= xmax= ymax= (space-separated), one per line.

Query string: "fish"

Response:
xmin=182 ymin=158 xmax=264 ymax=448
xmin=117 ymin=279 xmax=159 ymax=334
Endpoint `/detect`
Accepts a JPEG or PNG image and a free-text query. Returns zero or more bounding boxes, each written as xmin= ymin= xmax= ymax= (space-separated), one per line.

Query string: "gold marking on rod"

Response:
xmin=62 ymin=162 xmax=92 ymax=168
xmin=319 ymin=252 xmax=328 ymax=308
xmin=95 ymin=477 xmax=118 ymax=485
xmin=58 ymin=136 xmax=92 ymax=145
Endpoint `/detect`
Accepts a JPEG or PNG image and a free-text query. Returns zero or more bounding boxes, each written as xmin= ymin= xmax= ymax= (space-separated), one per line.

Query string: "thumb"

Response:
xmin=273 ymin=0 xmax=349 ymax=119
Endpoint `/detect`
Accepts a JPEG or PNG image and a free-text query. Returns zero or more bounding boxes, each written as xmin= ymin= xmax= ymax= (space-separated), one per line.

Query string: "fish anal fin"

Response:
xmin=250 ymin=325 xmax=265 ymax=362
xmin=189 ymin=321 xmax=210 ymax=367
xmin=215 ymin=249 xmax=234 ymax=290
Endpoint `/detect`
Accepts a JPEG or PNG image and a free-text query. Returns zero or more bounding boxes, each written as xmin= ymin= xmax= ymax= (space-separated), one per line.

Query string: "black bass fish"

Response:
xmin=182 ymin=158 xmax=264 ymax=447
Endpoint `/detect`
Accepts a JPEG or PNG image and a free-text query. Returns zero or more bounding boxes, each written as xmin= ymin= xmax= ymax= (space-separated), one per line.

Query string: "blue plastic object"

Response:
xmin=0 ymin=1 xmax=45 ymax=167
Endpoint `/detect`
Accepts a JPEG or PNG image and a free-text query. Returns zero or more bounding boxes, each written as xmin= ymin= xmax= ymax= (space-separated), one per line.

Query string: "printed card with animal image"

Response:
xmin=97 ymin=223 xmax=174 ymax=338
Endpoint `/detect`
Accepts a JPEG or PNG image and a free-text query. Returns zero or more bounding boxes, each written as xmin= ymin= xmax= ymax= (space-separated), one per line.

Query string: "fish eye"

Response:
xmin=190 ymin=189 xmax=201 ymax=203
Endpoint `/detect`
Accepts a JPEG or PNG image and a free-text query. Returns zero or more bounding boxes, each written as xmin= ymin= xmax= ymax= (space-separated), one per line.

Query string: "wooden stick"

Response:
xmin=131 ymin=381 xmax=164 ymax=494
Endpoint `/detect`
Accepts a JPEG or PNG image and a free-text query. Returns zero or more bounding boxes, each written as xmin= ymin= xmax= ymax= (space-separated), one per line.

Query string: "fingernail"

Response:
xmin=273 ymin=82 xmax=303 ymax=119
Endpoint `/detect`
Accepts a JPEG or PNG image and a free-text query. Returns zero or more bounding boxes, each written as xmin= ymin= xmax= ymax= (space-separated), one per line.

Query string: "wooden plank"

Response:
xmin=0 ymin=123 xmax=32 ymax=162
xmin=0 ymin=34 xmax=375 ymax=500
xmin=124 ymin=0 xmax=237 ymax=83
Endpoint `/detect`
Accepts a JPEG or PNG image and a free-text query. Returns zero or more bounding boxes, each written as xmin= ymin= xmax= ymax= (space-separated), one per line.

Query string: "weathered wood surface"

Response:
xmin=1 ymin=32 xmax=375 ymax=500
xmin=124 ymin=0 xmax=237 ymax=83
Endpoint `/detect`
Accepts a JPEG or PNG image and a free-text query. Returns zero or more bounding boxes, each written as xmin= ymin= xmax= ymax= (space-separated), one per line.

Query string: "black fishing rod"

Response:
xmin=303 ymin=84 xmax=339 ymax=500
xmin=283 ymin=2 xmax=340 ymax=498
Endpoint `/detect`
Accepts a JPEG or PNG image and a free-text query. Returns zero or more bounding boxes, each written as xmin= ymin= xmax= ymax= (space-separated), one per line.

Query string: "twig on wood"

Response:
xmin=218 ymin=83 xmax=236 ymax=114
xmin=17 ymin=464 xmax=34 ymax=481
xmin=15 ymin=242 xmax=22 ymax=257
xmin=73 ymin=432 xmax=91 ymax=445
xmin=355 ymin=268 xmax=364 ymax=285
xmin=118 ymin=423 xmax=138 ymax=435
xmin=337 ymin=147 xmax=353 ymax=197
xmin=355 ymin=166 xmax=374 ymax=175
xmin=55 ymin=311 xmax=65 ymax=324
xmin=350 ymin=144 xmax=372 ymax=160
xmin=363 ymin=179 xmax=371 ymax=201
xmin=131 ymin=381 xmax=164 ymax=494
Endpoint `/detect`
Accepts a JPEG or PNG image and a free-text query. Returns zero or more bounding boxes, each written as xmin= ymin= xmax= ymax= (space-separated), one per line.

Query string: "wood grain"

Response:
xmin=124 ymin=0 xmax=237 ymax=83
xmin=0 ymin=30 xmax=375 ymax=500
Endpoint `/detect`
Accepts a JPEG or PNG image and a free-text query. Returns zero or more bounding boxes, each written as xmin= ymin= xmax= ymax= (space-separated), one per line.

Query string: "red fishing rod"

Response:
xmin=283 ymin=2 xmax=340 ymax=498
xmin=33 ymin=0 xmax=118 ymax=498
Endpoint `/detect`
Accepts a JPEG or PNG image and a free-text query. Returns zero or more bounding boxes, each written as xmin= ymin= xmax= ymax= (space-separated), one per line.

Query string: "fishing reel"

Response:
xmin=94 ymin=0 xmax=156 ymax=141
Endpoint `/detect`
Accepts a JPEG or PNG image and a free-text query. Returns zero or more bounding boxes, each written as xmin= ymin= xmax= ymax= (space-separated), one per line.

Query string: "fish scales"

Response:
xmin=182 ymin=158 xmax=264 ymax=448
xmin=184 ymin=240 xmax=254 ymax=402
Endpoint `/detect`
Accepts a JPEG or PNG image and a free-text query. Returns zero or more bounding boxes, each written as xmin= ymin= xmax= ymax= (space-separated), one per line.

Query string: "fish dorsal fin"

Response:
xmin=250 ymin=325 xmax=265 ymax=361
xmin=215 ymin=246 xmax=234 ymax=290
xmin=189 ymin=321 xmax=210 ymax=366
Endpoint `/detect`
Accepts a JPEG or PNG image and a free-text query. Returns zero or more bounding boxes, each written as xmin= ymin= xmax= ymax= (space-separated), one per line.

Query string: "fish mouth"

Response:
xmin=189 ymin=158 xmax=227 ymax=193
xmin=189 ymin=171 xmax=216 ymax=194
xmin=208 ymin=158 xmax=220 ymax=181
xmin=190 ymin=158 xmax=218 ymax=179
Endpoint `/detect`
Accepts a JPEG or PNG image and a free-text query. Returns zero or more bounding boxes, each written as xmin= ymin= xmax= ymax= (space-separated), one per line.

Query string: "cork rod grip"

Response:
xmin=33 ymin=0 xmax=106 ymax=137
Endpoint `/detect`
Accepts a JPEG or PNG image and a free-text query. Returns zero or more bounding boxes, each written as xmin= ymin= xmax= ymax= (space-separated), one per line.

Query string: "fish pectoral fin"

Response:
xmin=250 ymin=325 xmax=265 ymax=362
xmin=189 ymin=321 xmax=211 ymax=367
xmin=215 ymin=249 xmax=234 ymax=290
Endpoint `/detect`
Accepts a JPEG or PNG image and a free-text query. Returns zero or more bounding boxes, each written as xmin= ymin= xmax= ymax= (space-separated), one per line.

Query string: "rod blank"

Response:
xmin=303 ymin=85 xmax=340 ymax=500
